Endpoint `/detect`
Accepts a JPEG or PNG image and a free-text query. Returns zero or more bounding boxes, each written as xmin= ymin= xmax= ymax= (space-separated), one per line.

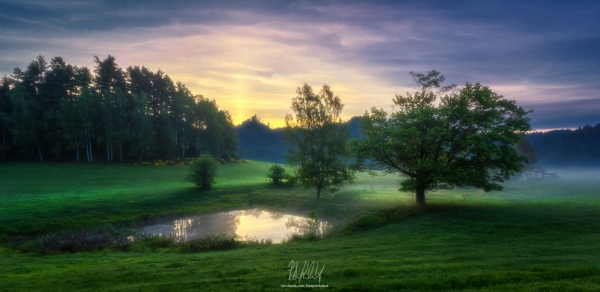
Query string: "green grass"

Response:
xmin=0 ymin=161 xmax=418 ymax=239
xmin=1 ymin=161 xmax=600 ymax=291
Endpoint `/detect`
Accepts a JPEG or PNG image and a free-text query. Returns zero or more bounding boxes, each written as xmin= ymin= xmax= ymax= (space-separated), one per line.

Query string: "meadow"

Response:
xmin=1 ymin=161 xmax=599 ymax=291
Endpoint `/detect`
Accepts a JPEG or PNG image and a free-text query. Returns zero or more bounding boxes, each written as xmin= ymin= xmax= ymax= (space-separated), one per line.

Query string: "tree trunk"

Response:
xmin=316 ymin=187 xmax=321 ymax=198
xmin=34 ymin=135 xmax=43 ymax=162
xmin=88 ymin=133 xmax=93 ymax=162
xmin=36 ymin=143 xmax=43 ymax=162
xmin=416 ymin=189 xmax=426 ymax=206
xmin=75 ymin=135 xmax=80 ymax=162
xmin=140 ymin=139 xmax=143 ymax=162
xmin=30 ymin=118 xmax=43 ymax=162
xmin=119 ymin=141 xmax=122 ymax=162
xmin=181 ymin=131 xmax=186 ymax=159
xmin=1 ymin=126 xmax=5 ymax=145
xmin=106 ymin=129 xmax=110 ymax=162
xmin=85 ymin=128 xmax=90 ymax=162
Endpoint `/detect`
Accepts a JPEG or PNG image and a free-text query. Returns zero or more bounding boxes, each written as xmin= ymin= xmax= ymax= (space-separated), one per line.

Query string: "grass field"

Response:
xmin=1 ymin=161 xmax=599 ymax=291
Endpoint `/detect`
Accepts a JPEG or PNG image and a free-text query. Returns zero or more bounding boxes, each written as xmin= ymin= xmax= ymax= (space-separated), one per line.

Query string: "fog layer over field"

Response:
xmin=540 ymin=168 xmax=600 ymax=181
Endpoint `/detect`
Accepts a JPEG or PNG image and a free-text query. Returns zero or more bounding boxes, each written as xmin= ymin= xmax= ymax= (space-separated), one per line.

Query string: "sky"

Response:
xmin=0 ymin=0 xmax=599 ymax=130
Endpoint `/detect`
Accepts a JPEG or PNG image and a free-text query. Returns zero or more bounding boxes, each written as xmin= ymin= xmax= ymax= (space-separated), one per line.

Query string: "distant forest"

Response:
xmin=528 ymin=124 xmax=600 ymax=165
xmin=2 ymin=55 xmax=597 ymax=166
xmin=0 ymin=55 xmax=238 ymax=162
xmin=235 ymin=115 xmax=361 ymax=164
xmin=236 ymin=116 xmax=600 ymax=166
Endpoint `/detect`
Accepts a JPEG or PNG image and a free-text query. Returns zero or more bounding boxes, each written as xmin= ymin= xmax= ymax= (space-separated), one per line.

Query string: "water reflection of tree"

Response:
xmin=269 ymin=211 xmax=284 ymax=221
xmin=170 ymin=213 xmax=240 ymax=241
xmin=239 ymin=209 xmax=262 ymax=218
xmin=142 ymin=210 xmax=331 ymax=243
xmin=285 ymin=216 xmax=331 ymax=238
xmin=240 ymin=209 xmax=284 ymax=221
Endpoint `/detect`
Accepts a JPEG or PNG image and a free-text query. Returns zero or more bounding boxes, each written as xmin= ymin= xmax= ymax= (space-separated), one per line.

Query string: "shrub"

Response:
xmin=342 ymin=214 xmax=384 ymax=233
xmin=284 ymin=173 xmax=297 ymax=185
xmin=33 ymin=224 xmax=134 ymax=253
xmin=182 ymin=234 xmax=238 ymax=251
xmin=267 ymin=164 xmax=286 ymax=184
xmin=186 ymin=154 xmax=218 ymax=188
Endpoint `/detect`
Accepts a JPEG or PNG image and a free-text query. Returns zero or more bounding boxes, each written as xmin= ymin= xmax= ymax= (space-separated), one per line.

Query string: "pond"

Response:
xmin=134 ymin=209 xmax=331 ymax=243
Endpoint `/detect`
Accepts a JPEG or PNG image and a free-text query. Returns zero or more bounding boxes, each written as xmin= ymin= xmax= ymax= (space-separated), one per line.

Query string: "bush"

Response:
xmin=267 ymin=164 xmax=286 ymax=184
xmin=284 ymin=173 xmax=297 ymax=185
xmin=341 ymin=214 xmax=384 ymax=233
xmin=182 ymin=234 xmax=238 ymax=251
xmin=33 ymin=224 xmax=134 ymax=253
xmin=186 ymin=154 xmax=218 ymax=188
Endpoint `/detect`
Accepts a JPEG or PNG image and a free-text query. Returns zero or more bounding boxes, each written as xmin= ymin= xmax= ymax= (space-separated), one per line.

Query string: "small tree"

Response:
xmin=187 ymin=154 xmax=218 ymax=188
xmin=267 ymin=164 xmax=286 ymax=185
xmin=284 ymin=84 xmax=354 ymax=198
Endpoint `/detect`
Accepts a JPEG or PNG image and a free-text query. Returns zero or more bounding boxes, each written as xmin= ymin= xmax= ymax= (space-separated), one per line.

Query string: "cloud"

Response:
xmin=527 ymin=98 xmax=600 ymax=129
xmin=0 ymin=0 xmax=598 ymax=128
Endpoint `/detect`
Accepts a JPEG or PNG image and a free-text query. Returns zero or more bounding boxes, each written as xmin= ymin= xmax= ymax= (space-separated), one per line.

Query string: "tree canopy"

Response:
xmin=284 ymin=84 xmax=354 ymax=198
xmin=349 ymin=71 xmax=532 ymax=205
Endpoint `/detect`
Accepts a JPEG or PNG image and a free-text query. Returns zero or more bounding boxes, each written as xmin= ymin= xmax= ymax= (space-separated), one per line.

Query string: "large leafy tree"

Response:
xmin=284 ymin=84 xmax=354 ymax=198
xmin=349 ymin=71 xmax=531 ymax=205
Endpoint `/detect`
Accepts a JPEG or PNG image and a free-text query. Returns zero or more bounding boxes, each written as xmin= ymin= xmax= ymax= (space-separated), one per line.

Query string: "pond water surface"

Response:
xmin=135 ymin=209 xmax=331 ymax=243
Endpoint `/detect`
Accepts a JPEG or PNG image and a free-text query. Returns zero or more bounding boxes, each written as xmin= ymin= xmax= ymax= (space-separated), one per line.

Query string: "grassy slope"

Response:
xmin=1 ymin=162 xmax=600 ymax=291
xmin=0 ymin=161 xmax=411 ymax=238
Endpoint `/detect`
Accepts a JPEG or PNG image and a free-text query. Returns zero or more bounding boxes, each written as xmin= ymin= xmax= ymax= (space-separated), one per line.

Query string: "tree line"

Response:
xmin=234 ymin=115 xmax=362 ymax=164
xmin=236 ymin=116 xmax=599 ymax=167
xmin=0 ymin=55 xmax=238 ymax=162
xmin=235 ymin=115 xmax=287 ymax=163
xmin=527 ymin=124 xmax=600 ymax=165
